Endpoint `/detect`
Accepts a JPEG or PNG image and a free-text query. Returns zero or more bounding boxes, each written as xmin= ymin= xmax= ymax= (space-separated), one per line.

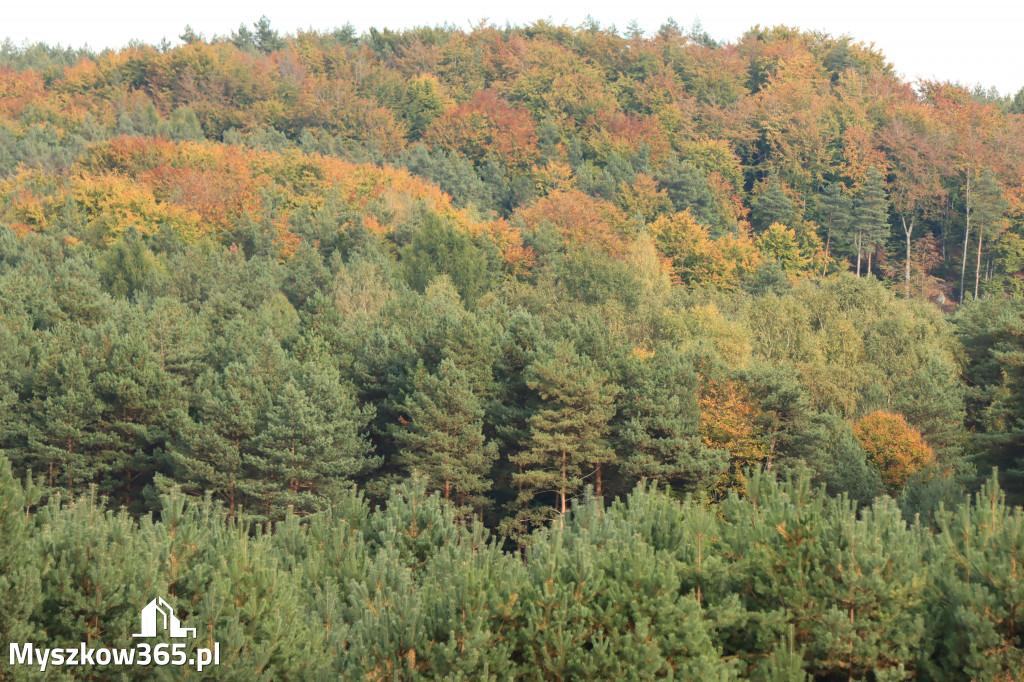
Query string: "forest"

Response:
xmin=0 ymin=16 xmax=1022 ymax=679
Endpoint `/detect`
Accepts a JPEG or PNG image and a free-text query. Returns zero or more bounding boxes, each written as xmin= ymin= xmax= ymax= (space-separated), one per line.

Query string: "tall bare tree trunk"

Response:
xmin=902 ymin=216 xmax=914 ymax=298
xmin=974 ymin=219 xmax=984 ymax=300
xmin=960 ymin=173 xmax=971 ymax=303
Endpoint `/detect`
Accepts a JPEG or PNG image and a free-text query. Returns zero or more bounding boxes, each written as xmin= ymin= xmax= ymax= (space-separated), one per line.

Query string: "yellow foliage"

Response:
xmin=71 ymin=174 xmax=203 ymax=243
xmin=3 ymin=137 xmax=530 ymax=270
xmin=699 ymin=378 xmax=766 ymax=498
xmin=532 ymin=160 xmax=576 ymax=196
xmin=757 ymin=222 xmax=827 ymax=278
xmin=648 ymin=211 xmax=761 ymax=288
xmin=617 ymin=173 xmax=673 ymax=223
xmin=631 ymin=346 xmax=655 ymax=361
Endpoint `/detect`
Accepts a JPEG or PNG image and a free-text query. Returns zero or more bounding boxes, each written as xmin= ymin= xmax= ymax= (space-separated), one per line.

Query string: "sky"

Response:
xmin=4 ymin=1 xmax=1022 ymax=96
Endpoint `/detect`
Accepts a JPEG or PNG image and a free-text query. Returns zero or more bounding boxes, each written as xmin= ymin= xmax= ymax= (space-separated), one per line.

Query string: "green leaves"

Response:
xmin=400 ymin=212 xmax=494 ymax=307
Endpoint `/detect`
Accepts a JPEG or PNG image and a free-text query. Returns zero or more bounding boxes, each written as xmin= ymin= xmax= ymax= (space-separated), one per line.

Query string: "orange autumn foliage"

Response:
xmin=0 ymin=24 xmax=1019 ymax=294
xmin=699 ymin=377 xmax=766 ymax=497
xmin=516 ymin=189 xmax=633 ymax=256
xmin=424 ymin=89 xmax=539 ymax=169
xmin=0 ymin=68 xmax=45 ymax=119
xmin=585 ymin=110 xmax=672 ymax=164
xmin=2 ymin=136 xmax=534 ymax=271
xmin=853 ymin=411 xmax=934 ymax=494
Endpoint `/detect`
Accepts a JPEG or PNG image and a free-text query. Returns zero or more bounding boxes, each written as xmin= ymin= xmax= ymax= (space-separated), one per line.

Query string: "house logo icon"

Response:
xmin=132 ymin=597 xmax=196 ymax=639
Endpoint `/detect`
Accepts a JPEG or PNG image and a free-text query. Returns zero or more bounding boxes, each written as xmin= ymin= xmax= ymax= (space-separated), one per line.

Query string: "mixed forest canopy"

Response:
xmin=0 ymin=16 xmax=1023 ymax=679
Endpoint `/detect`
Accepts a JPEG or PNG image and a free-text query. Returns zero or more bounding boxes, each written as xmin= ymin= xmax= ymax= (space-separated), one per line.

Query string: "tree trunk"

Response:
xmin=559 ymin=451 xmax=567 ymax=526
xmin=974 ymin=219 xmax=984 ymax=300
xmin=902 ymin=215 xmax=914 ymax=298
xmin=960 ymin=173 xmax=971 ymax=303
xmin=941 ymin=195 xmax=949 ymax=263
xmin=867 ymin=251 xmax=873 ymax=277
xmin=822 ymin=221 xmax=832 ymax=277
xmin=595 ymin=463 xmax=603 ymax=498
xmin=856 ymin=246 xmax=862 ymax=277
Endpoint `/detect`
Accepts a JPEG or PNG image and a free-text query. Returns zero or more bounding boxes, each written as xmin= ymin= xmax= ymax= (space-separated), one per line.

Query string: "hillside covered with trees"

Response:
xmin=1 ymin=17 xmax=1023 ymax=679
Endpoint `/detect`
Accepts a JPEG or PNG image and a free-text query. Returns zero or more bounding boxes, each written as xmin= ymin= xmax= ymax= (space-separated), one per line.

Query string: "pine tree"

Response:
xmin=31 ymin=489 xmax=166 ymax=651
xmin=808 ymin=412 xmax=882 ymax=507
xmin=970 ymin=167 xmax=1007 ymax=299
xmin=927 ymin=474 xmax=1024 ymax=680
xmin=153 ymin=490 xmax=328 ymax=678
xmin=441 ymin=310 xmax=500 ymax=404
xmin=252 ymin=362 xmax=377 ymax=517
xmin=954 ymin=295 xmax=1024 ymax=502
xmin=616 ymin=344 xmax=727 ymax=492
xmin=853 ymin=167 xmax=890 ymax=276
xmin=654 ymin=155 xmax=725 ymax=232
xmin=390 ymin=360 xmax=497 ymax=510
xmin=401 ymin=213 xmax=492 ymax=307
xmin=164 ymin=360 xmax=272 ymax=518
xmin=488 ymin=307 xmax=546 ymax=526
xmin=22 ymin=336 xmax=112 ymax=494
xmin=0 ymin=457 xmax=43 ymax=657
xmin=516 ymin=492 xmax=737 ymax=679
xmin=751 ymin=173 xmax=797 ymax=232
xmin=743 ymin=362 xmax=822 ymax=472
xmin=96 ymin=234 xmax=156 ymax=300
xmin=716 ymin=471 xmax=930 ymax=678
xmin=814 ymin=182 xmax=853 ymax=274
xmin=91 ymin=315 xmax=186 ymax=512
xmin=511 ymin=341 xmax=618 ymax=526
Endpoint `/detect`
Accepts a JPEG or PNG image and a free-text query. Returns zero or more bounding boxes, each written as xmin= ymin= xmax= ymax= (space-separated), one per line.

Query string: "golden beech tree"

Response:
xmin=853 ymin=410 xmax=934 ymax=494
xmin=648 ymin=210 xmax=761 ymax=288
xmin=617 ymin=173 xmax=673 ymax=223
xmin=757 ymin=223 xmax=811 ymax=275
xmin=531 ymin=160 xmax=576 ymax=197
xmin=756 ymin=222 xmax=828 ymax=278
xmin=749 ymin=40 xmax=836 ymax=195
xmin=4 ymin=136 xmax=539 ymax=270
xmin=699 ymin=377 xmax=766 ymax=498
xmin=490 ymin=36 xmax=618 ymax=124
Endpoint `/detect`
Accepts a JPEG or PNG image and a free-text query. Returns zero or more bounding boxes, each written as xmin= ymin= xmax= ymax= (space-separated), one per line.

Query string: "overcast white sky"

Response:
xmin=4 ymin=1 xmax=1022 ymax=96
